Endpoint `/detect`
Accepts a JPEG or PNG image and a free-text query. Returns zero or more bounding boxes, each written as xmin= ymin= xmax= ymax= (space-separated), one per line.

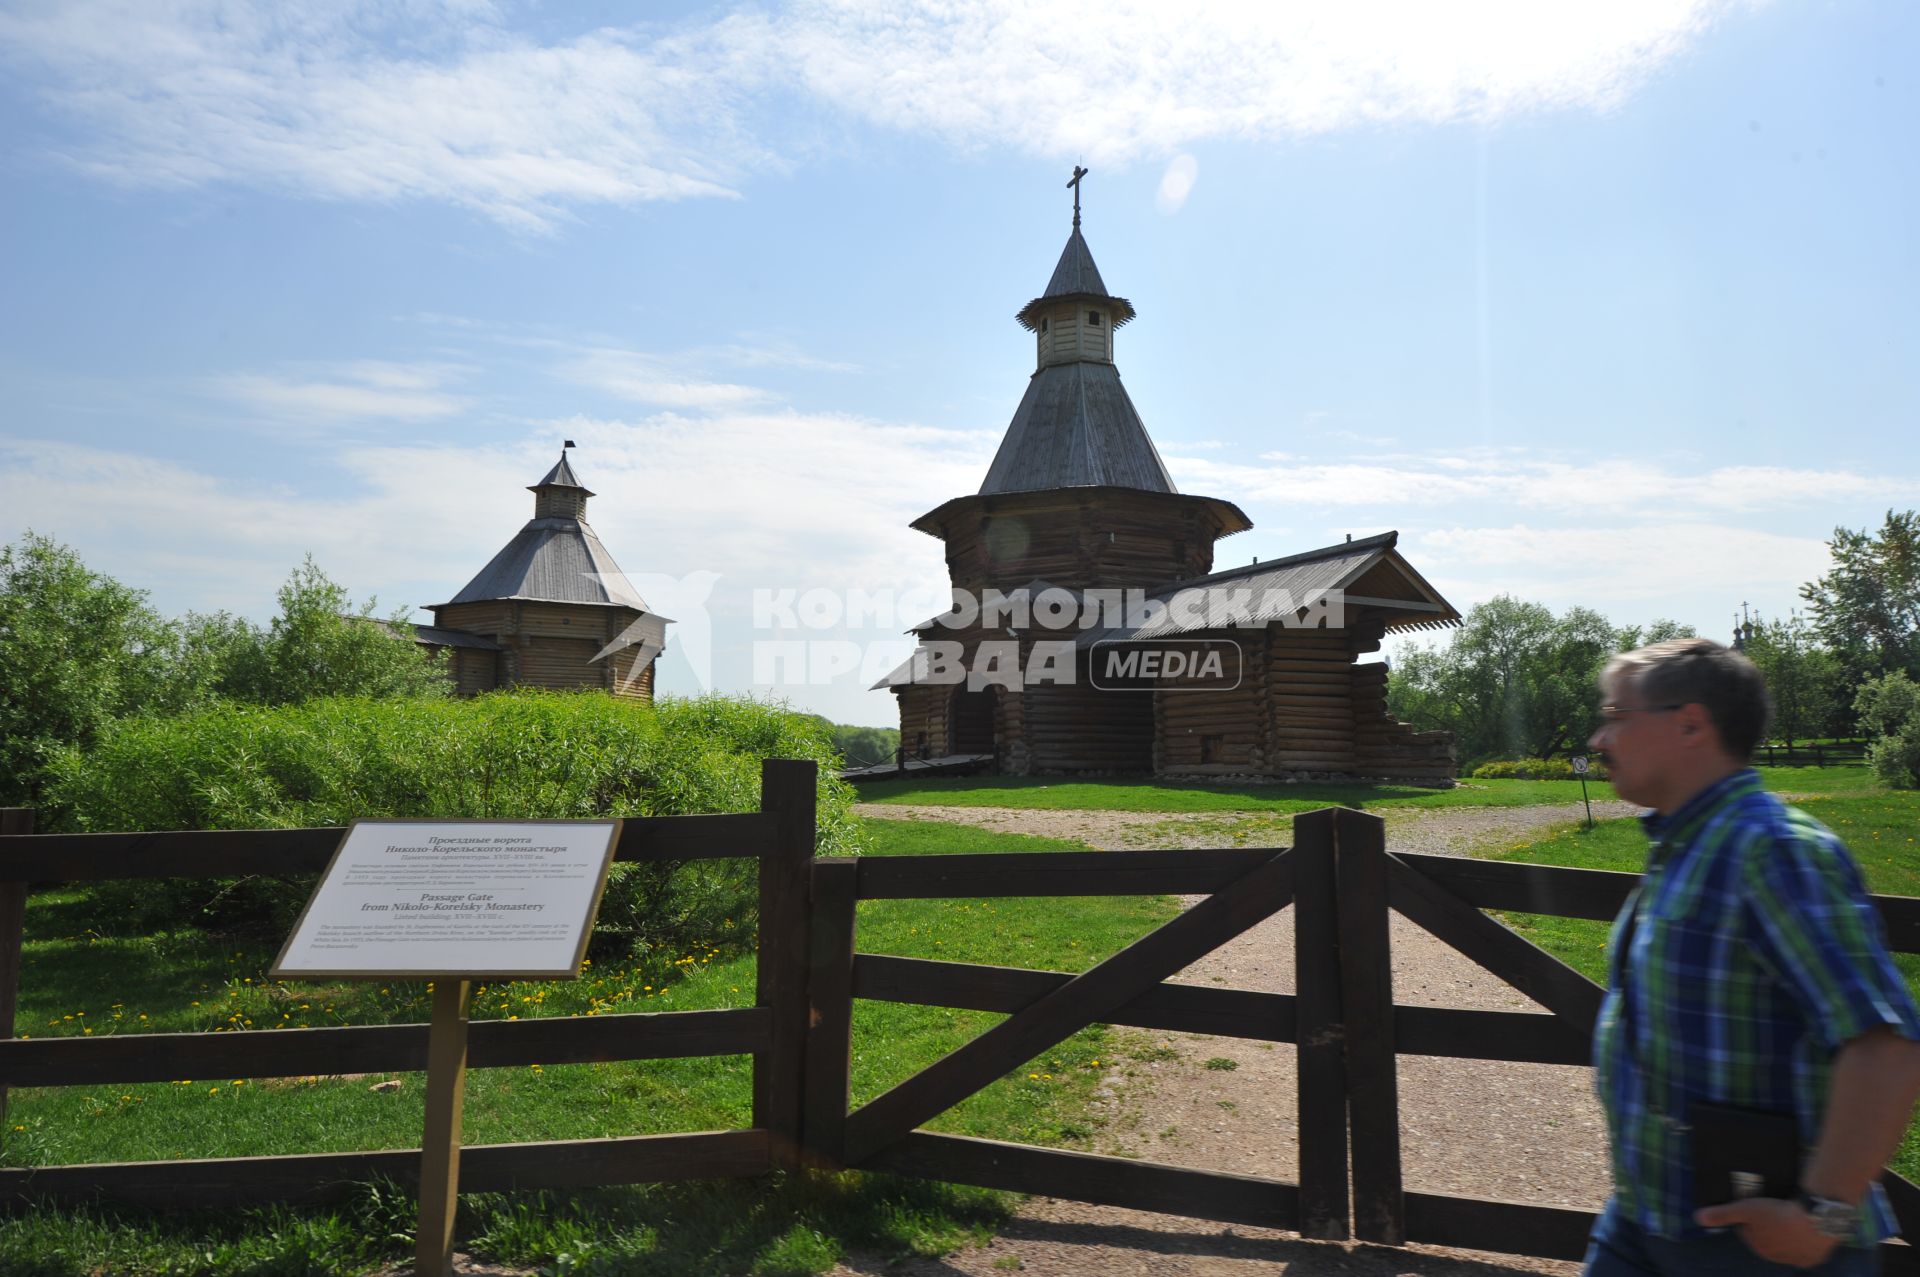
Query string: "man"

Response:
xmin=1584 ymin=637 xmax=1920 ymax=1276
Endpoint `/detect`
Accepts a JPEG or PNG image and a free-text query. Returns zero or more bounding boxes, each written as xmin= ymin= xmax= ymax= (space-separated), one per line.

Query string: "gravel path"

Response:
xmin=834 ymin=800 xmax=1642 ymax=1277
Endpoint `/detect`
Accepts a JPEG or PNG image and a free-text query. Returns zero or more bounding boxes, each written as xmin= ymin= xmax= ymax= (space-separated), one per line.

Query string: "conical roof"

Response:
xmin=1017 ymin=228 xmax=1135 ymax=331
xmin=978 ymin=362 xmax=1175 ymax=496
xmin=529 ymin=451 xmax=592 ymax=494
xmin=439 ymin=453 xmax=643 ymax=610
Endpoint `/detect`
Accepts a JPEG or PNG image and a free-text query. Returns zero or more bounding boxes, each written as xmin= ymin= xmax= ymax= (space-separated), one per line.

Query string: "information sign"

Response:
xmin=270 ymin=818 xmax=622 ymax=980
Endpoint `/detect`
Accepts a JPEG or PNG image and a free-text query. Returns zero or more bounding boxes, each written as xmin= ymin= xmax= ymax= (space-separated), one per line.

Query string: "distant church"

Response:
xmin=414 ymin=446 xmax=666 ymax=700
xmin=880 ymin=175 xmax=1460 ymax=781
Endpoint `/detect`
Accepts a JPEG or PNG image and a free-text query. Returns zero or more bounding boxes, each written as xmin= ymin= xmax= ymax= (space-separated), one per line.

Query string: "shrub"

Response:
xmin=1469 ymin=757 xmax=1608 ymax=781
xmin=46 ymin=691 xmax=861 ymax=953
xmin=1855 ymin=672 xmax=1920 ymax=790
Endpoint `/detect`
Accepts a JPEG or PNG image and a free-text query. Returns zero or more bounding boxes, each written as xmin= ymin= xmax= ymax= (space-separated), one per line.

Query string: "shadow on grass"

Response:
xmin=0 ymin=1172 xmax=1012 ymax=1277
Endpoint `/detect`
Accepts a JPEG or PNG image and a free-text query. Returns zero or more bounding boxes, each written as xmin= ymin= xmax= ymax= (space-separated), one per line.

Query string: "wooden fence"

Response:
xmin=1757 ymin=740 xmax=1869 ymax=767
xmin=0 ymin=759 xmax=816 ymax=1207
xmin=4 ymin=770 xmax=1920 ymax=1270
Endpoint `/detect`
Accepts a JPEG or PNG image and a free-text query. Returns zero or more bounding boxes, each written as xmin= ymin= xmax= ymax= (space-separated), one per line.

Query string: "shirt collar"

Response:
xmin=1638 ymin=768 xmax=1763 ymax=852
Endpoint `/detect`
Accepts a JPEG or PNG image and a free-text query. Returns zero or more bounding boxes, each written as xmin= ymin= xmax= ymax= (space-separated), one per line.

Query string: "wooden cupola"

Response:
xmin=909 ymin=172 xmax=1249 ymax=594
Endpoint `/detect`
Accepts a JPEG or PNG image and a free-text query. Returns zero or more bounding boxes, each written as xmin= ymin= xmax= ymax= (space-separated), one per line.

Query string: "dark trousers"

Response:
xmin=1583 ymin=1199 xmax=1879 ymax=1275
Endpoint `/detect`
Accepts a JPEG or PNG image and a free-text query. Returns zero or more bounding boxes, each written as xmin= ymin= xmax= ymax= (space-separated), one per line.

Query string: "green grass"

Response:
xmin=856 ymin=774 xmax=1620 ymax=812
xmin=0 ymin=817 xmax=1175 ymax=1276
xmin=1479 ymin=769 xmax=1920 ymax=1182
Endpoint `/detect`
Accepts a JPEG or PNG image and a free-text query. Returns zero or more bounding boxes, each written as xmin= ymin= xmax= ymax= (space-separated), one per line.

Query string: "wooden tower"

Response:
xmin=421 ymin=447 xmax=666 ymax=699
xmin=883 ymin=180 xmax=1460 ymax=781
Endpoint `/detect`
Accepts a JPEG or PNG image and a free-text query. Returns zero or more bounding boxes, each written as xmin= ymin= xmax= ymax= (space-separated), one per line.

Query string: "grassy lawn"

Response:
xmin=856 ymin=773 xmax=1619 ymax=812
xmin=0 ymin=818 xmax=1177 ymax=1277
xmin=1480 ymin=766 xmax=1920 ymax=1181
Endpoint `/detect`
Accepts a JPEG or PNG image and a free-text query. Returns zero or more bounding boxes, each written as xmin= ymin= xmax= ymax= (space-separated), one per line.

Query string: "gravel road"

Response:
xmin=833 ymin=800 xmax=1643 ymax=1276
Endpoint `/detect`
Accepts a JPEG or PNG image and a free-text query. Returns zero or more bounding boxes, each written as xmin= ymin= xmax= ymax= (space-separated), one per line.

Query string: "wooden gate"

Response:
xmin=799 ymin=807 xmax=1361 ymax=1239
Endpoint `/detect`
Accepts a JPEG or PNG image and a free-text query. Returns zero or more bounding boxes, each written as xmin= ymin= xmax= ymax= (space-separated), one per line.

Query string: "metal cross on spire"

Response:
xmin=1068 ymin=165 xmax=1088 ymax=228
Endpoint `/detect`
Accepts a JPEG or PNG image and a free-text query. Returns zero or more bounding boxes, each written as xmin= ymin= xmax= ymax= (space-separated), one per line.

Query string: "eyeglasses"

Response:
xmin=1597 ymin=703 xmax=1683 ymax=723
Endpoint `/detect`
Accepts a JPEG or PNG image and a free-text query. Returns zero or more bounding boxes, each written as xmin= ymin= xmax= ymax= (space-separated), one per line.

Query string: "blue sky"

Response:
xmin=3 ymin=0 xmax=1916 ymax=725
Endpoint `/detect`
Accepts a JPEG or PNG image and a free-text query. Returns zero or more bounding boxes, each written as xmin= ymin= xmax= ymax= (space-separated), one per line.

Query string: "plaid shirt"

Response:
xmin=1594 ymin=768 xmax=1920 ymax=1243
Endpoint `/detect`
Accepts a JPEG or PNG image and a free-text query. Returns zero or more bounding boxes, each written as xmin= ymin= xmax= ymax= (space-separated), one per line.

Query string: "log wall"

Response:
xmin=1350 ymin=663 xmax=1455 ymax=781
xmin=1154 ymin=632 xmax=1267 ymax=775
xmin=1260 ymin=630 xmax=1357 ymax=775
xmin=932 ymin=490 xmax=1228 ymax=597
xmin=1023 ymin=672 xmax=1153 ymax=774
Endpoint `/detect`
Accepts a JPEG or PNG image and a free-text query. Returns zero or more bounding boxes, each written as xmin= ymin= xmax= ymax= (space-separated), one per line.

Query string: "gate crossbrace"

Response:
xmin=841 ymin=848 xmax=1296 ymax=1165
xmin=1384 ymin=853 xmax=1602 ymax=1030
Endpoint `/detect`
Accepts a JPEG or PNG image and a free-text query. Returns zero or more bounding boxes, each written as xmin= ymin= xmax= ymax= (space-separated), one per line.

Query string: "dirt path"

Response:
xmin=833 ymin=801 xmax=1641 ymax=1276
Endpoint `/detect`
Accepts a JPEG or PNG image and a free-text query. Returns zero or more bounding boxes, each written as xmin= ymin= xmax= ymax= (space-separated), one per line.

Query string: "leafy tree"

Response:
xmin=1801 ymin=510 xmax=1920 ymax=692
xmin=1741 ymin=613 xmax=1844 ymax=749
xmin=1853 ymin=671 xmax=1920 ymax=789
xmin=1388 ymin=597 xmax=1695 ymax=766
xmin=0 ymin=532 xmax=174 ymax=804
xmin=213 ymin=558 xmax=447 ymax=705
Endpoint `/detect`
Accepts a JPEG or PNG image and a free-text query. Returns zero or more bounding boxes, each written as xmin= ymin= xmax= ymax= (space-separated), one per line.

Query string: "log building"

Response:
xmin=880 ymin=191 xmax=1459 ymax=781
xmin=414 ymin=448 xmax=666 ymax=700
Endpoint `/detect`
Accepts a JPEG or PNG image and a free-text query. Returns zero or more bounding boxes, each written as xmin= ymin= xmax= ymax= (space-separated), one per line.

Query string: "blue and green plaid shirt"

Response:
xmin=1594 ymin=768 xmax=1920 ymax=1243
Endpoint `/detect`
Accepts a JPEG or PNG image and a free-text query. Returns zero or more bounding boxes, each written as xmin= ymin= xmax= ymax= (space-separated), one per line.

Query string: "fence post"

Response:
xmin=1335 ymin=808 xmax=1403 ymax=1245
xmin=0 ymin=808 xmax=31 ymax=1121
xmin=802 ymin=857 xmax=859 ymax=1168
xmin=754 ymin=760 xmax=817 ymax=1172
xmin=1292 ymin=808 xmax=1350 ymax=1241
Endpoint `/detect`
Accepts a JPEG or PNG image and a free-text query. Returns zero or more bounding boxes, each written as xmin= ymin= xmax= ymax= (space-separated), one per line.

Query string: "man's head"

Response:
xmin=1589 ymin=638 xmax=1772 ymax=814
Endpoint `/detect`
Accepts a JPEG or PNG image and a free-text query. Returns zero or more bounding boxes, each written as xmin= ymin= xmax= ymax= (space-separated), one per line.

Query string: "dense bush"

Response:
xmin=1469 ymin=757 xmax=1609 ymax=781
xmin=47 ymin=691 xmax=862 ymax=953
xmin=1855 ymin=672 xmax=1920 ymax=790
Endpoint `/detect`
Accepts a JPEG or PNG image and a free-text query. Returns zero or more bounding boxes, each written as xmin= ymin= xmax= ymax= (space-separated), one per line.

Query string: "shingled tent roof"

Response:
xmin=1015 ymin=228 xmax=1136 ymax=331
xmin=530 ymin=452 xmax=592 ymax=494
xmin=436 ymin=456 xmax=646 ymax=611
xmin=978 ymin=361 xmax=1179 ymax=495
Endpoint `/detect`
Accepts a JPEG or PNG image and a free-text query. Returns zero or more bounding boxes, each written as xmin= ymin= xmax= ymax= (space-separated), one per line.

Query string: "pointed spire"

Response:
xmin=529 ymin=442 xmax=593 ymax=496
xmin=1016 ymin=168 xmax=1135 ymax=331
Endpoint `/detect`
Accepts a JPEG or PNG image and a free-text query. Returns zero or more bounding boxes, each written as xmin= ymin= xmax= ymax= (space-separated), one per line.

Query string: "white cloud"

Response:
xmin=1409 ymin=520 xmax=1834 ymax=616
xmin=1171 ymin=452 xmax=1914 ymax=516
xmin=776 ymin=0 xmax=1748 ymax=163
xmin=209 ymin=361 xmax=470 ymax=424
xmin=1156 ymin=154 xmax=1198 ymax=214
xmin=559 ymin=348 xmax=773 ymax=409
xmin=0 ymin=0 xmax=1752 ymax=226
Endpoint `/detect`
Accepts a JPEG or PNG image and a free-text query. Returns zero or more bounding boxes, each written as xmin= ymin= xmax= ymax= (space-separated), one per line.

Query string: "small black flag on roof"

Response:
xmin=563 ymin=439 xmax=576 ymax=449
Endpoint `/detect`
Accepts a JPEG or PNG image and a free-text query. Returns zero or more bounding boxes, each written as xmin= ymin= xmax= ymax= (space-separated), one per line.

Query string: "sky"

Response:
xmin=2 ymin=0 xmax=1916 ymax=726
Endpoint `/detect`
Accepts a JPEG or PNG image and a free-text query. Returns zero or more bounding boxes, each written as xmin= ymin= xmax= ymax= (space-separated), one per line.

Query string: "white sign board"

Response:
xmin=1571 ymin=755 xmax=1590 ymax=776
xmin=271 ymin=819 xmax=622 ymax=980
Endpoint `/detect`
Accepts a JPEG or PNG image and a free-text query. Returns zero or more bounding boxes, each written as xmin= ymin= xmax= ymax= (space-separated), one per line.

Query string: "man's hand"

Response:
xmin=1693 ymin=1198 xmax=1841 ymax=1267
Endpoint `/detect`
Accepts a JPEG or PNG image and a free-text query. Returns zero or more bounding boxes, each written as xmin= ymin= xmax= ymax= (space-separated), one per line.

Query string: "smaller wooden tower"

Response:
xmin=420 ymin=445 xmax=666 ymax=699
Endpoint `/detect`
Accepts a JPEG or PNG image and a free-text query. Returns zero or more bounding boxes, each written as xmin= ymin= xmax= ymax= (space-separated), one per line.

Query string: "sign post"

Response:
xmin=271 ymin=818 xmax=622 ymax=1277
xmin=1572 ymin=755 xmax=1594 ymax=830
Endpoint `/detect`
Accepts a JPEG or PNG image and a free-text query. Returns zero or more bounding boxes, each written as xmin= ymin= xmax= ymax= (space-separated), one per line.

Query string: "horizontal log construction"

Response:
xmin=852 ymin=954 xmax=1298 ymax=1041
xmin=0 ymin=1008 xmax=769 ymax=1087
xmin=853 ymin=848 xmax=1287 ymax=899
xmin=863 ymin=1132 xmax=1299 ymax=1231
xmin=0 ymin=813 xmax=778 ymax=880
xmin=0 ymin=1130 xmax=770 ymax=1209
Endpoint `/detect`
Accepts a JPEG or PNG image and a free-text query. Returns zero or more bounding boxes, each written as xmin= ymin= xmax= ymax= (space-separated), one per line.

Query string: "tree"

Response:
xmin=1801 ymin=510 xmax=1920 ymax=693
xmin=1854 ymin=672 xmax=1920 ymax=790
xmin=232 ymin=557 xmax=448 ymax=705
xmin=0 ymin=532 xmax=174 ymax=804
xmin=1386 ymin=596 xmax=1665 ymax=765
xmin=1741 ymin=613 xmax=1843 ymax=749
